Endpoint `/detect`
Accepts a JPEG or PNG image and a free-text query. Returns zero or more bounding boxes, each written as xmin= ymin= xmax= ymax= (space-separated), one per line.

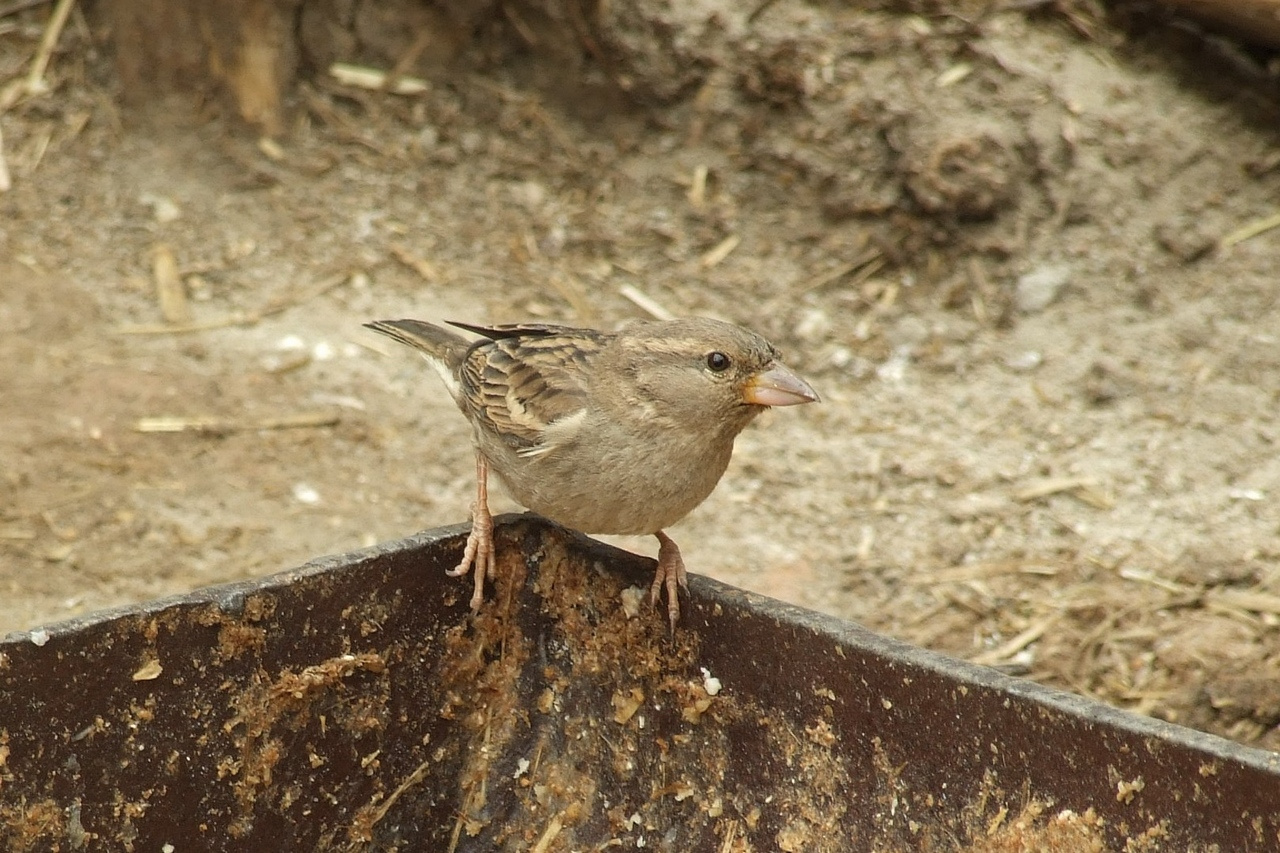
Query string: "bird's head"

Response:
xmin=611 ymin=317 xmax=819 ymax=436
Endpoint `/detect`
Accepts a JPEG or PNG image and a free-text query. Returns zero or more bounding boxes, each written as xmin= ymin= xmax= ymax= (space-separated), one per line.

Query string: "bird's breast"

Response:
xmin=480 ymin=419 xmax=737 ymax=535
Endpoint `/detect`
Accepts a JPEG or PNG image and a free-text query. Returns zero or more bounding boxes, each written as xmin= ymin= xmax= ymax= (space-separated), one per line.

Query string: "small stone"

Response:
xmin=140 ymin=193 xmax=181 ymax=223
xmin=1003 ymin=350 xmax=1043 ymax=372
xmin=1155 ymin=219 xmax=1215 ymax=262
xmin=700 ymin=667 xmax=723 ymax=696
xmin=1016 ymin=264 xmax=1071 ymax=313
xmin=292 ymin=483 xmax=321 ymax=505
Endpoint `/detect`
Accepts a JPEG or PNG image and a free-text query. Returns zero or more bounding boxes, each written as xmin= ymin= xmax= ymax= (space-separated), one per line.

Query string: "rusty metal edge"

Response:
xmin=4 ymin=514 xmax=1278 ymax=849
xmin=1 ymin=521 xmax=473 ymax=647
xmin=681 ymin=571 xmax=1280 ymax=777
xmin=7 ymin=514 xmax=1278 ymax=781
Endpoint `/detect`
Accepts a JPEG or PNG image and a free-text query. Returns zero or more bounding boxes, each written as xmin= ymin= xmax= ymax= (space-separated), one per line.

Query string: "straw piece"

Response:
xmin=972 ymin=613 xmax=1060 ymax=666
xmin=25 ymin=0 xmax=75 ymax=95
xmin=530 ymin=815 xmax=563 ymax=853
xmin=152 ymin=244 xmax=190 ymax=324
xmin=618 ymin=284 xmax=674 ymax=321
xmin=389 ymin=243 xmax=438 ymax=283
xmin=1207 ymin=588 xmax=1280 ymax=616
xmin=1220 ymin=211 xmax=1280 ymax=249
xmin=1016 ymin=476 xmax=1100 ymax=502
xmin=134 ymin=412 xmax=339 ymax=434
xmin=687 ymin=164 xmax=708 ymax=209
xmin=364 ymin=756 xmax=433 ymax=834
xmin=0 ymin=123 xmax=9 ymax=193
xmin=700 ymin=234 xmax=740 ymax=269
xmin=330 ymin=62 xmax=428 ymax=96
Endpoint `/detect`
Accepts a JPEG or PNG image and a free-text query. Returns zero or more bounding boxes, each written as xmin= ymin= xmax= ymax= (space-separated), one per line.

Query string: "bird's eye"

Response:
xmin=706 ymin=351 xmax=731 ymax=372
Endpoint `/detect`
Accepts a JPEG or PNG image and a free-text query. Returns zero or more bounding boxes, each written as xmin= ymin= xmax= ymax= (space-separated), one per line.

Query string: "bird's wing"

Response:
xmin=456 ymin=325 xmax=609 ymax=453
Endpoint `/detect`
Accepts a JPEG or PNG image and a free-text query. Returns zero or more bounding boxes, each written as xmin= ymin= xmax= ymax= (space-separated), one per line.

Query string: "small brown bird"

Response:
xmin=365 ymin=317 xmax=819 ymax=629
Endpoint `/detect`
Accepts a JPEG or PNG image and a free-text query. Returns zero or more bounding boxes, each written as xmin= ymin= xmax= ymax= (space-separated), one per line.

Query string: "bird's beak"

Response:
xmin=742 ymin=363 xmax=820 ymax=407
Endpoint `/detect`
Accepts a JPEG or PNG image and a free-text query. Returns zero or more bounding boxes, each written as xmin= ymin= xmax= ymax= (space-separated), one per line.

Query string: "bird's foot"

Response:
xmin=448 ymin=500 xmax=495 ymax=612
xmin=447 ymin=454 xmax=494 ymax=612
xmin=650 ymin=530 xmax=688 ymax=633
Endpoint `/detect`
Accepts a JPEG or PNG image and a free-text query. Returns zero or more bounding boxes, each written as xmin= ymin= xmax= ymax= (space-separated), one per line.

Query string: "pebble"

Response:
xmin=1003 ymin=350 xmax=1043 ymax=372
xmin=292 ymin=483 xmax=321 ymax=505
xmin=1016 ymin=264 xmax=1071 ymax=313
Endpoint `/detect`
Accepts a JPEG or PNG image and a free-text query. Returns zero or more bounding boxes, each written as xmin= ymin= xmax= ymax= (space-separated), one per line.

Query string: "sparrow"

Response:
xmin=364 ymin=316 xmax=819 ymax=630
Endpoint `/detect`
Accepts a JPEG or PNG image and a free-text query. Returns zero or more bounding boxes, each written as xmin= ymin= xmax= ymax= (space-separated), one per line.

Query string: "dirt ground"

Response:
xmin=3 ymin=0 xmax=1280 ymax=758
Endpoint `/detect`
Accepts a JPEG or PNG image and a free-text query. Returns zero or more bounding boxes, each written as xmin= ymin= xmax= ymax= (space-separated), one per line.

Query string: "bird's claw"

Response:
xmin=449 ymin=499 xmax=494 ymax=612
xmin=448 ymin=454 xmax=494 ymax=613
xmin=650 ymin=531 xmax=688 ymax=633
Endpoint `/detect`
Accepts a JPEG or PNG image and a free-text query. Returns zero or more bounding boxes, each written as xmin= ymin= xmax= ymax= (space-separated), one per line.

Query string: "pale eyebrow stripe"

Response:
xmin=622 ymin=336 xmax=706 ymax=357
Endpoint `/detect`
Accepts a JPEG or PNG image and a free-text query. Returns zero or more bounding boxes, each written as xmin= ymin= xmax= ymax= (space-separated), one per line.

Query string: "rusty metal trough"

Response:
xmin=2 ymin=515 xmax=1278 ymax=850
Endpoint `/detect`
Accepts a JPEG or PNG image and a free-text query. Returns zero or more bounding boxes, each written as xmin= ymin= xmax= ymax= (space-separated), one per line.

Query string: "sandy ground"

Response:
xmin=3 ymin=2 xmax=1280 ymax=753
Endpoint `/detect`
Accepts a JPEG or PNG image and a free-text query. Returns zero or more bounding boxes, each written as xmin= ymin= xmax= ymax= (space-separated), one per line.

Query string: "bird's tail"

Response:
xmin=364 ymin=319 xmax=470 ymax=370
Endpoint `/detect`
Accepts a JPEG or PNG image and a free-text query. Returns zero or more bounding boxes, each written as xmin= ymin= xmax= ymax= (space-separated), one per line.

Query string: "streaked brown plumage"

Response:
xmin=365 ymin=317 xmax=819 ymax=629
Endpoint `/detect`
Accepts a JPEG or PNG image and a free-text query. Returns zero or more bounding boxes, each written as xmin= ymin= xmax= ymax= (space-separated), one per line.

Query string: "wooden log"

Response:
xmin=107 ymin=0 xmax=300 ymax=134
xmin=1154 ymin=0 xmax=1280 ymax=48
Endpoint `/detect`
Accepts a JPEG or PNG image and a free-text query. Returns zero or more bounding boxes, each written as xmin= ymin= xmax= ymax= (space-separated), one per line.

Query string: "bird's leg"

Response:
xmin=650 ymin=530 xmax=688 ymax=632
xmin=449 ymin=452 xmax=494 ymax=612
